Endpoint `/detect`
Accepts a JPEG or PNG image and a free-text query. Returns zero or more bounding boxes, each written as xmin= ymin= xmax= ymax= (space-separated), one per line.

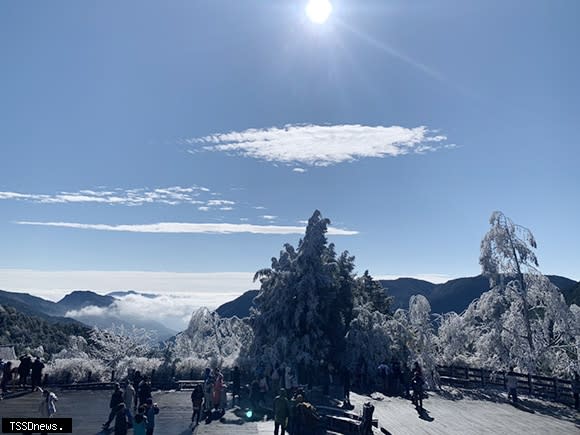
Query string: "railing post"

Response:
xmin=527 ymin=373 xmax=532 ymax=395
xmin=553 ymin=378 xmax=558 ymax=400
xmin=87 ymin=371 xmax=92 ymax=383
xmin=481 ymin=368 xmax=485 ymax=388
xmin=111 ymin=370 xmax=115 ymax=382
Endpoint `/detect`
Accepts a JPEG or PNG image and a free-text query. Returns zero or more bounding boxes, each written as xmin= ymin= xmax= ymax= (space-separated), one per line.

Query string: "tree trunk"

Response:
xmin=506 ymin=226 xmax=535 ymax=362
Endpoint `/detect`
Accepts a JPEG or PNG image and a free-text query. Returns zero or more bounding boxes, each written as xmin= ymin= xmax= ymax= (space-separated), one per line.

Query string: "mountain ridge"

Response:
xmin=214 ymin=274 xmax=579 ymax=318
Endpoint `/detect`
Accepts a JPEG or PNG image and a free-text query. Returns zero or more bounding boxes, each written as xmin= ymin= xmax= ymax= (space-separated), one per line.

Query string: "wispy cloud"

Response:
xmin=0 ymin=186 xmax=213 ymax=206
xmin=16 ymin=221 xmax=359 ymax=235
xmin=260 ymin=215 xmax=277 ymax=221
xmin=293 ymin=167 xmax=307 ymax=173
xmin=0 ymin=186 xmax=246 ymax=212
xmin=190 ymin=124 xmax=451 ymax=166
xmin=207 ymin=200 xmax=235 ymax=206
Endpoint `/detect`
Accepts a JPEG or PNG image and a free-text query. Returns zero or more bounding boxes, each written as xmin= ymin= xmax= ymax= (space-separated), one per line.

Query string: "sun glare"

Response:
xmin=306 ymin=0 xmax=332 ymax=24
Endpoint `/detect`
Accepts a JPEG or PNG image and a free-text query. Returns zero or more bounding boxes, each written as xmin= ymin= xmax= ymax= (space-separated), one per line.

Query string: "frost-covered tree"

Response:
xmin=398 ymin=295 xmax=438 ymax=387
xmin=167 ymin=307 xmax=252 ymax=371
xmin=354 ymin=270 xmax=391 ymax=315
xmin=88 ymin=325 xmax=152 ymax=369
xmin=438 ymin=211 xmax=577 ymax=375
xmin=251 ymin=210 xmax=355 ymax=372
xmin=480 ymin=211 xmax=539 ymax=356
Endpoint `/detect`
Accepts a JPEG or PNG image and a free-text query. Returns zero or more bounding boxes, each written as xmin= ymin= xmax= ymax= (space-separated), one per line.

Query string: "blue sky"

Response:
xmin=1 ymin=0 xmax=578 ymax=306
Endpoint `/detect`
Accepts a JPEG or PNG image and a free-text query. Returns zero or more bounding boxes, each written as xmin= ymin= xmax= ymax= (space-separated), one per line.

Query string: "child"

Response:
xmin=133 ymin=405 xmax=148 ymax=435
xmin=190 ymin=384 xmax=204 ymax=425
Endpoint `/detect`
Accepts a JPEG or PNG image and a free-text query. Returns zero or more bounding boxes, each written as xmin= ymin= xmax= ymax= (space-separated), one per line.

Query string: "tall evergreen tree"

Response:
xmin=251 ymin=210 xmax=355 ymax=371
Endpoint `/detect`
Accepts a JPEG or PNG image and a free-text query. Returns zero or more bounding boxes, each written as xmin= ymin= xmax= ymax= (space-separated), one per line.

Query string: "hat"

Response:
xmin=146 ymin=398 xmax=153 ymax=405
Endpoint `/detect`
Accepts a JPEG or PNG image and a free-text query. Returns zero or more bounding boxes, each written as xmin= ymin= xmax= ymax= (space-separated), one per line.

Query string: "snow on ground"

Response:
xmin=350 ymin=387 xmax=579 ymax=435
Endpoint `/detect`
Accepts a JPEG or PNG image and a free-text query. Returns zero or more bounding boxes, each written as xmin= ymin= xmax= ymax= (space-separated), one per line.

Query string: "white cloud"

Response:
xmin=0 ymin=269 xmax=256 ymax=330
xmin=16 ymin=220 xmax=359 ymax=235
xmin=198 ymin=206 xmax=210 ymax=211
xmin=293 ymin=167 xmax=307 ymax=173
xmin=253 ymin=206 xmax=266 ymax=210
xmin=260 ymin=215 xmax=277 ymax=221
xmin=0 ymin=186 xmax=212 ymax=206
xmin=65 ymin=293 xmax=241 ymax=331
xmin=192 ymin=124 xmax=449 ymax=166
xmin=207 ymin=200 xmax=235 ymax=206
xmin=220 ymin=207 xmax=234 ymax=211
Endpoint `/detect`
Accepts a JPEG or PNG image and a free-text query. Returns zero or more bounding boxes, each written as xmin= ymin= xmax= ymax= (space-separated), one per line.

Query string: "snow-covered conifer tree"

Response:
xmin=251 ymin=210 xmax=355 ymax=375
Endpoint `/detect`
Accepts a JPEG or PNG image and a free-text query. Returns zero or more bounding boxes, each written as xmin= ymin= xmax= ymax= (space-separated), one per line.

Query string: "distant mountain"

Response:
xmin=216 ymin=275 xmax=577 ymax=319
xmin=0 ymin=288 xmax=176 ymax=339
xmin=378 ymin=278 xmax=436 ymax=310
xmin=215 ymin=290 xmax=258 ymax=318
xmin=382 ymin=274 xmax=577 ymax=314
xmin=0 ymin=289 xmax=81 ymax=325
xmin=562 ymin=280 xmax=580 ymax=306
xmin=0 ymin=304 xmax=90 ymax=356
xmin=57 ymin=290 xmax=115 ymax=311
xmin=0 ymin=289 xmax=64 ymax=317
xmin=106 ymin=290 xmax=159 ymax=299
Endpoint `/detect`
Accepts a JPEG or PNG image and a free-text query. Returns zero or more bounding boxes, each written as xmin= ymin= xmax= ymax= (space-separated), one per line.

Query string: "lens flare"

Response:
xmin=306 ymin=0 xmax=332 ymax=24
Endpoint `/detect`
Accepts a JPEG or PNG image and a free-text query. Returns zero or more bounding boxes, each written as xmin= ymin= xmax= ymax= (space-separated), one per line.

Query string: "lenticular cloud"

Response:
xmin=193 ymin=124 xmax=449 ymax=166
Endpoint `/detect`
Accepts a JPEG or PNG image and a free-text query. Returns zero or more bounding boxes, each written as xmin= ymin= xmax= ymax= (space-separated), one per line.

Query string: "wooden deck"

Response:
xmin=0 ymin=388 xmax=577 ymax=434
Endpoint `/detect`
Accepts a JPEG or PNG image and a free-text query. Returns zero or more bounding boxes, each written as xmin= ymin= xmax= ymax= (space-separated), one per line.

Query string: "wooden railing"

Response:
xmin=436 ymin=365 xmax=576 ymax=407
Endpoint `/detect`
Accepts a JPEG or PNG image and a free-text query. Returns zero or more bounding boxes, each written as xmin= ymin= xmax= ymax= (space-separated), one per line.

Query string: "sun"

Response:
xmin=306 ymin=0 xmax=332 ymax=24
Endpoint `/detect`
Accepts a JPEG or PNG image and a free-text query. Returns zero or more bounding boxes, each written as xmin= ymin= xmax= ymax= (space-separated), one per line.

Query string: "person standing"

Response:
xmin=232 ymin=366 xmax=240 ymax=407
xmin=132 ymin=371 xmax=142 ymax=410
xmin=258 ymin=373 xmax=269 ymax=407
xmin=506 ymin=367 xmax=518 ymax=405
xmin=273 ymin=388 xmax=290 ymax=435
xmin=145 ymin=398 xmax=159 ymax=435
xmin=31 ymin=357 xmax=45 ymax=391
xmin=18 ymin=354 xmax=32 ymax=386
xmin=123 ymin=381 xmax=136 ymax=424
xmin=341 ymin=366 xmax=351 ymax=407
xmin=1 ymin=361 xmax=12 ymax=394
xmin=203 ymin=368 xmax=214 ymax=415
xmin=391 ymin=360 xmax=401 ymax=396
xmin=114 ymin=403 xmax=129 ymax=435
xmin=377 ymin=361 xmax=388 ymax=394
xmin=138 ymin=377 xmax=152 ymax=408
xmin=411 ymin=371 xmax=424 ymax=412
xmin=190 ymin=384 xmax=204 ymax=425
xmin=103 ymin=383 xmax=124 ymax=430
xmin=212 ymin=368 xmax=225 ymax=411
xmin=38 ymin=389 xmax=58 ymax=418
xmin=271 ymin=362 xmax=281 ymax=395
